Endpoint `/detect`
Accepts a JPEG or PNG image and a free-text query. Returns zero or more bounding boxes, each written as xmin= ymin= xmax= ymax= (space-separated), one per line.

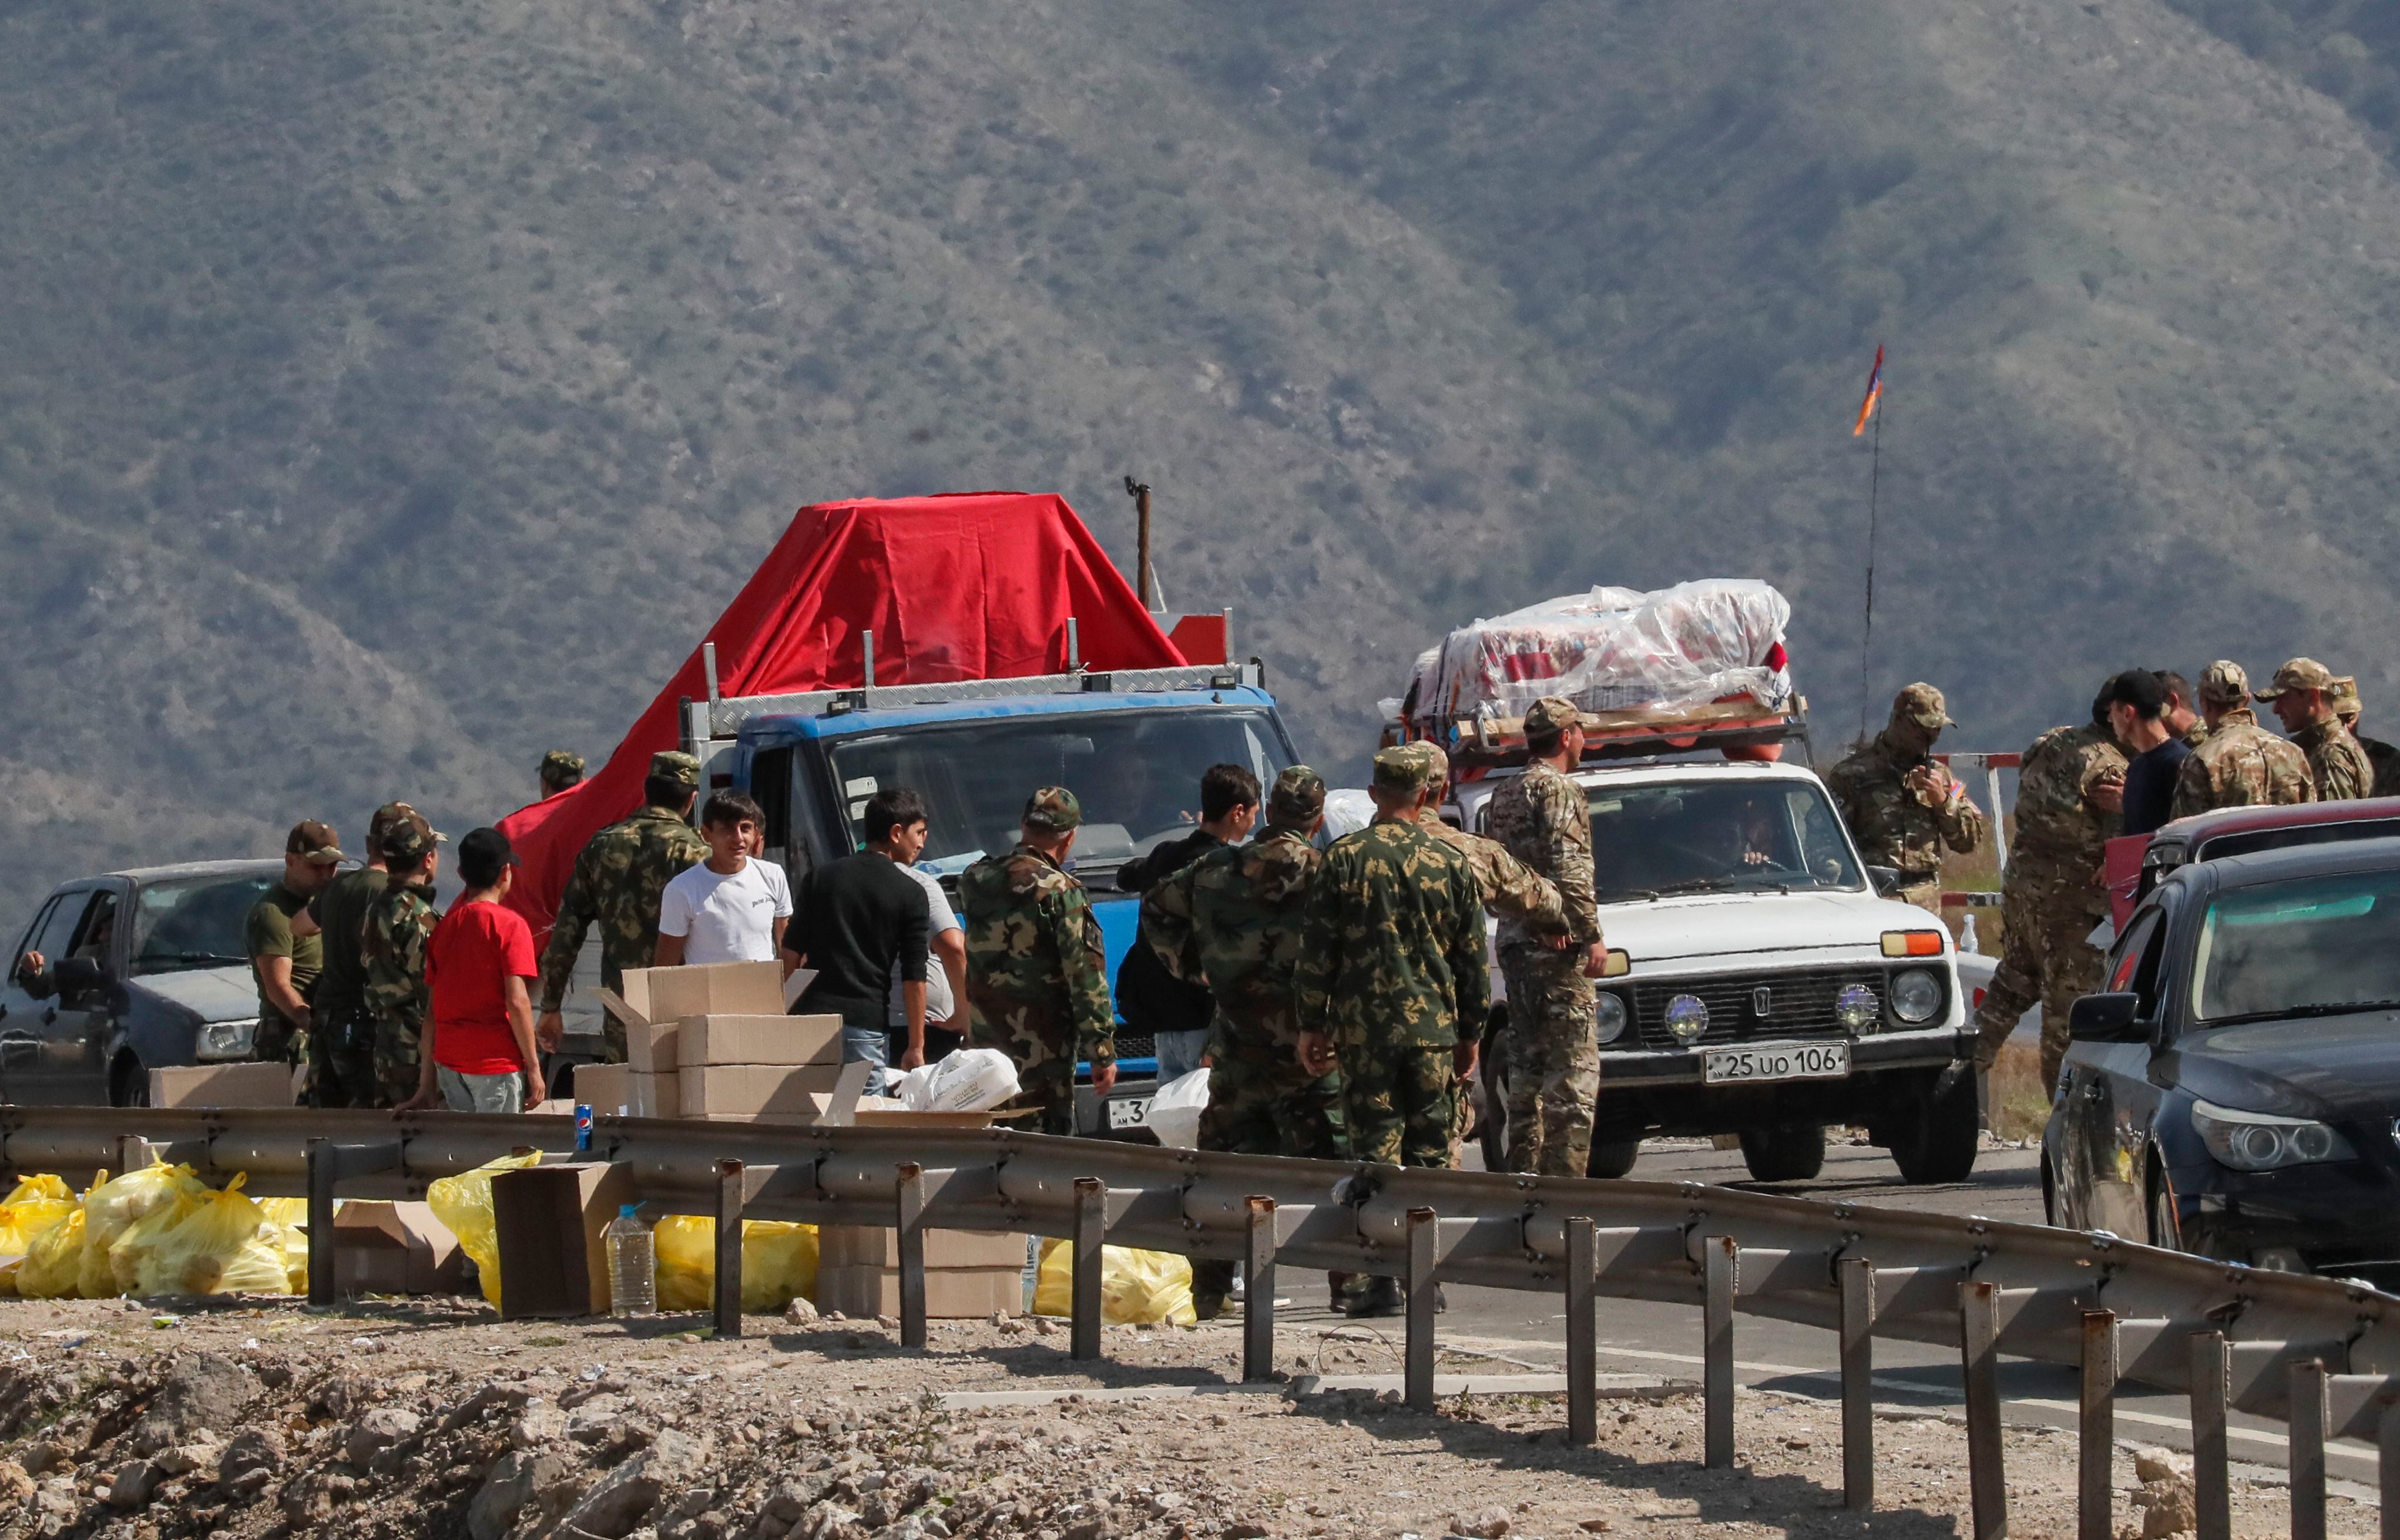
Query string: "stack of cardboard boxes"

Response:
xmin=815 ymin=1223 xmax=1028 ymax=1318
xmin=575 ymin=961 xmax=844 ymax=1122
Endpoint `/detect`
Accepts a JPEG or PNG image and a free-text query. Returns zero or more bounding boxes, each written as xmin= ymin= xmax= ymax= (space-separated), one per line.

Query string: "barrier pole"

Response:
xmin=2379 ymin=1397 xmax=2400 ymax=1540
xmin=2078 ymin=1310 xmax=2117 ymax=1540
xmin=1962 ymin=1279 xmax=2007 ymax=1539
xmin=1566 ymin=1216 xmax=1597 ymax=1447
xmin=2190 ymin=1330 xmax=2231 ymax=1540
xmin=712 ymin=1159 xmax=744 ymax=1339
xmin=1704 ymin=1236 xmax=1737 ymax=1468
xmin=1838 ymin=1256 xmax=1875 ymax=1511
xmin=895 ymin=1162 xmax=927 ymax=1350
xmin=1070 ymin=1177 xmax=1104 ymax=1361
xmin=1243 ymin=1197 xmax=1277 ymax=1384
xmin=2291 ymin=1359 xmax=2329 ymax=1540
xmin=1405 ymin=1207 xmax=1438 ymax=1412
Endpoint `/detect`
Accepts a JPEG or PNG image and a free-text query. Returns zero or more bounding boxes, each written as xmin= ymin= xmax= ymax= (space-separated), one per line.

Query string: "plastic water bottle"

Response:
xmin=605 ymin=1205 xmax=654 ymax=1317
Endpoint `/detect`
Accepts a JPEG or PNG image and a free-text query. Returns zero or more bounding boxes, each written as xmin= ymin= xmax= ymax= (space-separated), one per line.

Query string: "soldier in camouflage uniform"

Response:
xmin=1143 ymin=766 xmax=1348 ymax=1314
xmin=308 ymin=802 xmax=439 ymax=1108
xmin=2330 ymin=678 xmax=2400 ymax=799
xmin=1825 ymin=684 xmax=1988 ymax=915
xmin=1482 ymin=697 xmax=1606 ymax=1178
xmin=1406 ymin=744 xmax=1566 ymax=934
xmin=2169 ymin=661 xmax=2316 ymax=820
xmin=2256 ymin=657 xmax=2372 ymax=802
xmin=536 ymin=750 xmax=710 ymax=1061
xmin=539 ymin=750 xmax=586 ymax=801
xmin=1972 ymin=694 xmax=2127 ymax=1092
xmin=360 ymin=812 xmax=442 ymax=1107
xmin=959 ymin=788 xmax=1116 ymax=1136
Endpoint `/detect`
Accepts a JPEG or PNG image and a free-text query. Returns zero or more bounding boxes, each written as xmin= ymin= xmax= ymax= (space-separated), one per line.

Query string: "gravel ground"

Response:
xmin=0 ymin=1294 xmax=2359 ymax=1540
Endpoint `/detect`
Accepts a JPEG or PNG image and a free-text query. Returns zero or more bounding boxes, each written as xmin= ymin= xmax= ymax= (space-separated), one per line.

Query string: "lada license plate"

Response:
xmin=1703 ymin=1041 xmax=1851 ymax=1085
xmin=1106 ymin=1096 xmax=1153 ymax=1129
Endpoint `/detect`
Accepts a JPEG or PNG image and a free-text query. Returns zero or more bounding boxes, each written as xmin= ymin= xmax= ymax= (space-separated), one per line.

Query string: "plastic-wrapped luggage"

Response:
xmin=1406 ymin=580 xmax=1793 ymax=732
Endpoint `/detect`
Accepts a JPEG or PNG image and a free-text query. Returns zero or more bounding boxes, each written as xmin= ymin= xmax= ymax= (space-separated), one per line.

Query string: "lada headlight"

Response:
xmin=1890 ymin=969 xmax=1942 ymax=1024
xmin=2191 ymin=1099 xmax=2354 ymax=1171
xmin=1595 ymin=992 xmax=1628 ymax=1045
xmin=1834 ymin=984 xmax=1879 ymax=1032
xmin=1663 ymin=994 xmax=1709 ymax=1044
xmin=196 ymin=1018 xmax=259 ymax=1062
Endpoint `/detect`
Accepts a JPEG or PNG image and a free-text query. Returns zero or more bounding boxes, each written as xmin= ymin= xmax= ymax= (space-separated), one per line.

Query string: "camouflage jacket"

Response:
xmin=959 ymin=845 xmax=1116 ymax=1068
xmin=1825 ymin=731 xmax=1987 ymax=880
xmin=2294 ymin=718 xmax=2373 ymax=803
xmin=2360 ymin=733 xmax=2400 ymax=800
xmin=2181 ymin=721 xmax=2210 ymax=750
xmin=2009 ymin=723 xmax=2126 ymax=880
xmin=1483 ymin=761 xmax=1600 ymax=947
xmin=1293 ymin=818 xmax=1489 ymax=1050
xmin=1143 ymin=826 xmax=1320 ymax=1055
xmin=1410 ymin=808 xmax=1566 ymax=937
xmin=536 ymin=804 xmax=709 ymax=1011
xmin=360 ymin=878 xmax=439 ymax=1034
xmin=2169 ymin=710 xmax=2315 ymax=821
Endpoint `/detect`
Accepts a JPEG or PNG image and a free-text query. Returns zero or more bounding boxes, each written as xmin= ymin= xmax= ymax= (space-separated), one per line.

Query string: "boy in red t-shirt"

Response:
xmin=402 ymin=828 xmax=546 ymax=1113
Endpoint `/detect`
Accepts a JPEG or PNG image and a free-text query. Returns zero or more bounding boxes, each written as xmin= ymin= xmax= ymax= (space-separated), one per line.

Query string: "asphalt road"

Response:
xmin=1268 ymin=1137 xmax=2374 ymax=1494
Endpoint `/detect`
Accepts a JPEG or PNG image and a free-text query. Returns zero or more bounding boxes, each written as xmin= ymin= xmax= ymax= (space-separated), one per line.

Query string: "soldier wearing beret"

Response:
xmin=536 ymin=750 xmax=710 ymax=1062
xmin=2257 ymin=657 xmax=2371 ymax=803
xmin=1825 ymin=683 xmax=1988 ymax=916
xmin=959 ymin=787 xmax=1117 ymax=1135
xmin=2169 ymin=661 xmax=2315 ymax=820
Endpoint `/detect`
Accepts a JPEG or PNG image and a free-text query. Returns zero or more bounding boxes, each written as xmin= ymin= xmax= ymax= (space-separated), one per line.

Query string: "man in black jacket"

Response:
xmin=1114 ymin=764 xmax=1260 ymax=1086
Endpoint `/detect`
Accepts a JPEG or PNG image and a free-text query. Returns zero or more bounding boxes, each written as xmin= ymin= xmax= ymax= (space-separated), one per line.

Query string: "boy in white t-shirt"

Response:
xmin=654 ymin=792 xmax=794 ymax=968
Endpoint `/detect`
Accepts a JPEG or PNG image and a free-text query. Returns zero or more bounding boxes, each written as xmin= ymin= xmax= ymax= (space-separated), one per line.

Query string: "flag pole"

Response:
xmin=1857 ymin=401 xmax=1881 ymax=744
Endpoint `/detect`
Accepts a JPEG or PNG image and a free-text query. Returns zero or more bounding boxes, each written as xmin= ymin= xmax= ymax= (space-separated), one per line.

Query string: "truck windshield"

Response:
xmin=1587 ymin=780 xmax=1864 ymax=901
xmin=130 ymin=876 xmax=276 ymax=974
xmin=2192 ymin=870 xmax=2400 ymax=1024
xmin=827 ymin=708 xmax=1295 ymax=875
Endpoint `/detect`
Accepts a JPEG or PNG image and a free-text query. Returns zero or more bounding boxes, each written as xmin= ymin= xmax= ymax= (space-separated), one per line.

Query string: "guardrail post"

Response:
xmin=1961 ymin=1278 xmax=2006 ymax=1540
xmin=1566 ymin=1216 xmax=1597 ymax=1447
xmin=1071 ymin=1177 xmax=1104 ymax=1362
xmin=713 ymin=1159 xmax=744 ymax=1339
xmin=1838 ymin=1256 xmax=1874 ymax=1511
xmin=115 ymin=1134 xmax=153 ymax=1177
xmin=895 ymin=1163 xmax=927 ymax=1350
xmin=2078 ymin=1310 xmax=2117 ymax=1540
xmin=1405 ymin=1207 xmax=1438 ymax=1413
xmin=304 ymin=1138 xmax=402 ymax=1307
xmin=2190 ymin=1330 xmax=2231 ymax=1540
xmin=2378 ymin=1396 xmax=2400 ymax=1540
xmin=2291 ymin=1359 xmax=2329 ymax=1540
xmin=1243 ymin=1196 xmax=1277 ymax=1384
xmin=1704 ymin=1235 xmax=1736 ymax=1468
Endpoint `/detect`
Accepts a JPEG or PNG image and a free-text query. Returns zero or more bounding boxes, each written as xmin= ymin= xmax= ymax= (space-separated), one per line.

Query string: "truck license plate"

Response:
xmin=1703 ymin=1041 xmax=1851 ymax=1085
xmin=1106 ymin=1096 xmax=1153 ymax=1129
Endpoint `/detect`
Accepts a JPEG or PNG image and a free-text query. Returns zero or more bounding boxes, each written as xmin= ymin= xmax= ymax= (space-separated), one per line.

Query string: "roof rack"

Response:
xmin=1414 ymin=697 xmax=1810 ymax=773
xmin=704 ymin=661 xmax=1261 ymax=738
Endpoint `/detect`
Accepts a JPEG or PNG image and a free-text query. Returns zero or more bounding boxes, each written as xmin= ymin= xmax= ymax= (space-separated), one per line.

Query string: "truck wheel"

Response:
xmin=1891 ymin=1066 xmax=1981 ymax=1185
xmin=1587 ymin=1139 xmax=1640 ymax=1179
xmin=1737 ymin=1124 xmax=1825 ymax=1183
xmin=110 ymin=1054 xmax=149 ymax=1108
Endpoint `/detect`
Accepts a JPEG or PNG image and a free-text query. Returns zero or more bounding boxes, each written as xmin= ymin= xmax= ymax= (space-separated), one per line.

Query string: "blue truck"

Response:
xmin=682 ymin=661 xmax=1299 ymax=1135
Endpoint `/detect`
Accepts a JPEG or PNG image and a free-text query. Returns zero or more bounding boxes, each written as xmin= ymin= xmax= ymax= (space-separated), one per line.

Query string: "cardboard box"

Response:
xmin=491 ymin=1161 xmax=635 ymax=1317
xmin=680 ymin=1062 xmax=844 ymax=1117
xmin=814 ymin=1263 xmax=1023 ymax=1320
xmin=570 ymin=1064 xmax=679 ymax=1118
xmin=623 ymin=1019 xmax=682 ymax=1074
xmin=619 ymin=961 xmax=785 ymax=1024
xmin=149 ymin=1062 xmax=296 ymax=1108
xmin=677 ymin=1013 xmax=841 ymax=1068
xmin=331 ymin=1201 xmax=467 ymax=1297
xmin=818 ymin=1225 xmax=1028 ymax=1271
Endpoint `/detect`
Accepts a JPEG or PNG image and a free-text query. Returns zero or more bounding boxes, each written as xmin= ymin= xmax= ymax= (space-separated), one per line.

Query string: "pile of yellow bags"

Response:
xmin=653 ymin=1216 xmax=818 ymax=1313
xmin=0 ymin=1162 xmax=307 ymax=1300
xmin=1033 ymin=1238 xmax=1196 ymax=1324
xmin=426 ymin=1151 xmax=542 ymax=1307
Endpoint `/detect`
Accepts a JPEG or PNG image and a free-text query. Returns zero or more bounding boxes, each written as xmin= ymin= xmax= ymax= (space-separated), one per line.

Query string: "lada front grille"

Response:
xmin=1629 ymin=969 xmax=1889 ymax=1050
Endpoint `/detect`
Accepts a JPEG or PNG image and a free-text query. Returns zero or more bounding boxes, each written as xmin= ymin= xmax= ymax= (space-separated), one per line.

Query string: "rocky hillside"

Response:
xmin=8 ymin=0 xmax=2400 ymax=910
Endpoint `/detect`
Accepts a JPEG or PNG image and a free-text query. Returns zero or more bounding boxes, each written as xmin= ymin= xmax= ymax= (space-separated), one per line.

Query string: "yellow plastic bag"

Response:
xmin=653 ymin=1216 xmax=818 ymax=1313
xmin=111 ymin=1174 xmax=290 ymax=1297
xmin=256 ymin=1198 xmax=310 ymax=1295
xmin=16 ymin=1205 xmax=87 ymax=1300
xmin=1033 ymin=1238 xmax=1196 ymax=1324
xmin=4 ymin=1175 xmax=72 ymax=1206
xmin=80 ymin=1161 xmax=206 ymax=1299
xmin=0 ymin=1176 xmax=79 ymax=1298
xmin=426 ymin=1152 xmax=541 ymax=1307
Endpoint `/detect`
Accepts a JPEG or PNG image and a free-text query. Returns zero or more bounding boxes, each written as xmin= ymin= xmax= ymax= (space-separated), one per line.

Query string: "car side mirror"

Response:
xmin=2067 ymin=991 xmax=2141 ymax=1043
xmin=1866 ymin=865 xmax=1904 ymax=897
xmin=52 ymin=957 xmax=110 ymax=999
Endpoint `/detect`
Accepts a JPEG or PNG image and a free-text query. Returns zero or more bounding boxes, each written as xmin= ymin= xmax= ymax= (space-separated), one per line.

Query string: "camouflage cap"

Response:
xmin=1021 ymin=786 xmax=1083 ymax=833
xmin=648 ymin=750 xmax=702 ymax=788
xmin=2254 ymin=657 xmax=2338 ymax=701
xmin=1371 ymin=744 xmax=1432 ymax=793
xmin=377 ymin=809 xmax=443 ymax=865
xmin=2197 ymin=660 xmax=2250 ymax=706
xmin=1891 ymin=682 xmax=1955 ymax=731
xmin=540 ymin=750 xmax=585 ymax=782
xmin=368 ymin=801 xmax=429 ymax=844
xmin=1523 ymin=696 xmax=1583 ymax=736
xmin=285 ymin=819 xmax=344 ymax=865
xmin=1265 ymin=765 xmax=1328 ymax=826
xmin=2332 ymin=675 xmax=2362 ymax=719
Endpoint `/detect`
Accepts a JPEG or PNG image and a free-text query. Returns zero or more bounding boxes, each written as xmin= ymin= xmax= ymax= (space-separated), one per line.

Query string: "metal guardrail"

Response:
xmin=8 ymin=1105 xmax=2395 ymax=1540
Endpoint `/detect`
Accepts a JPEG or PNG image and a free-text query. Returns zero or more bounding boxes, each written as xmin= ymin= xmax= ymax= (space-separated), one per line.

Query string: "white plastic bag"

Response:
xmin=1144 ymin=1068 xmax=1210 ymax=1149
xmin=905 ymin=1048 xmax=1021 ymax=1113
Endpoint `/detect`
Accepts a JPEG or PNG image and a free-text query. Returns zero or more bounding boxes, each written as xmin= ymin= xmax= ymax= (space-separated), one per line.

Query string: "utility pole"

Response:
xmin=1123 ymin=476 xmax=1155 ymax=610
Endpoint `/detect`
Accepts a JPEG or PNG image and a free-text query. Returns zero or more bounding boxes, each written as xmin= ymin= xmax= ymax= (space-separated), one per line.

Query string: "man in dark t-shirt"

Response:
xmin=246 ymin=820 xmax=343 ymax=1068
xmin=2104 ymin=670 xmax=2190 ymax=838
xmin=791 ymin=789 xmax=932 ymax=1095
xmin=303 ymin=802 xmax=442 ymax=1108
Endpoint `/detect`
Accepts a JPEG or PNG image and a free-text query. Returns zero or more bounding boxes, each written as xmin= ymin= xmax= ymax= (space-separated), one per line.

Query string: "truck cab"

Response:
xmin=689 ymin=661 xmax=1298 ymax=1135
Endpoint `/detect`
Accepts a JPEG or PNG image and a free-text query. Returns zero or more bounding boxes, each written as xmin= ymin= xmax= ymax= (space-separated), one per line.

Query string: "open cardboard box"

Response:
xmin=332 ymin=1201 xmax=468 ymax=1297
xmin=150 ymin=1062 xmax=297 ymax=1108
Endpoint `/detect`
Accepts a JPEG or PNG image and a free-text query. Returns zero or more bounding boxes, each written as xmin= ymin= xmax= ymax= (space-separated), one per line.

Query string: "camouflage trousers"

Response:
xmin=600 ymin=1011 xmax=628 ymax=1066
xmin=1895 ymin=879 xmax=1945 ymax=919
xmin=1499 ymin=946 xmax=1599 ymax=1178
xmin=1973 ymin=883 xmax=2107 ymax=1094
xmin=375 ymin=1014 xmax=424 ymax=1108
xmin=1193 ymin=1043 xmax=1350 ymax=1309
xmin=1006 ymin=1053 xmax=1079 ymax=1136
xmin=1341 ymin=1038 xmax=1458 ymax=1171
xmin=308 ymin=1004 xmax=382 ymax=1109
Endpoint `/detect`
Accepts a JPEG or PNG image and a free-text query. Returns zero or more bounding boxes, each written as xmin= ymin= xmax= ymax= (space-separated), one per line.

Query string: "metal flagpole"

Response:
xmin=1857 ymin=395 xmax=1882 ymax=745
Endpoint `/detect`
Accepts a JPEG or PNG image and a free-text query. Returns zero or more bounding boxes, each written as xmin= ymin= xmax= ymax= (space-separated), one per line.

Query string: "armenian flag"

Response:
xmin=1852 ymin=345 xmax=1884 ymax=436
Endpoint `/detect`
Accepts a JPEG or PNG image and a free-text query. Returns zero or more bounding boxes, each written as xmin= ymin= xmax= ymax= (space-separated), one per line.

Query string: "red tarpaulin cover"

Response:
xmin=499 ymin=492 xmax=1185 ymax=937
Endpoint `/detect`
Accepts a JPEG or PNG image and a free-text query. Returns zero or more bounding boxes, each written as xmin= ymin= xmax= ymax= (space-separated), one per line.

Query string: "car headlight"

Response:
xmin=2191 ymin=1098 xmax=2355 ymax=1171
xmin=1595 ymin=991 xmax=1628 ymax=1045
xmin=1890 ymin=969 xmax=1942 ymax=1024
xmin=194 ymin=1018 xmax=259 ymax=1062
xmin=1663 ymin=994 xmax=1709 ymax=1044
xmin=1834 ymin=983 xmax=1880 ymax=1032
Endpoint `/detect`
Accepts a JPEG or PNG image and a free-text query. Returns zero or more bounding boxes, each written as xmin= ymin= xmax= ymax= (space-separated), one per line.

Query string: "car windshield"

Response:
xmin=825 ymin=708 xmax=1294 ymax=876
xmin=130 ymin=876 xmax=275 ymax=975
xmin=2193 ymin=870 xmax=2400 ymax=1023
xmin=1585 ymin=779 xmax=1864 ymax=901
